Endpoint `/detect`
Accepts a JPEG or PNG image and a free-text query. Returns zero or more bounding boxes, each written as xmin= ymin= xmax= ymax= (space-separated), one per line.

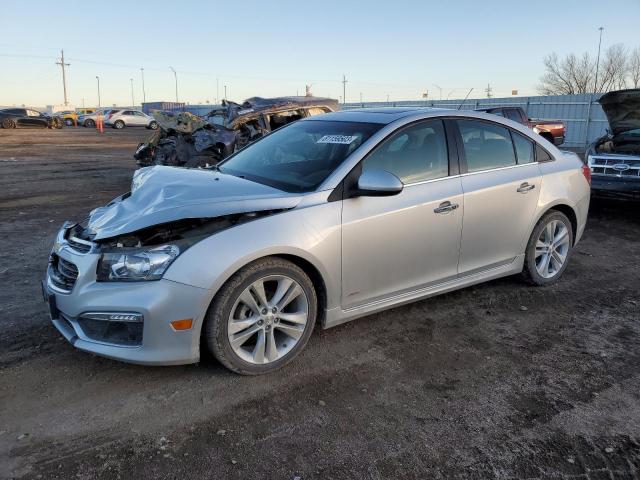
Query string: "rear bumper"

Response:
xmin=591 ymin=176 xmax=640 ymax=200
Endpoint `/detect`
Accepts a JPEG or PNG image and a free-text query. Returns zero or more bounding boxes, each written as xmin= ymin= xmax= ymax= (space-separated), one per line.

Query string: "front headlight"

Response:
xmin=97 ymin=245 xmax=180 ymax=282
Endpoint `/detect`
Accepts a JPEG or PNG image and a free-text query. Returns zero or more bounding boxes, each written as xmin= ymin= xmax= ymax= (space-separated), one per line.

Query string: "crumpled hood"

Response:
xmin=87 ymin=166 xmax=302 ymax=240
xmin=598 ymin=89 xmax=640 ymax=136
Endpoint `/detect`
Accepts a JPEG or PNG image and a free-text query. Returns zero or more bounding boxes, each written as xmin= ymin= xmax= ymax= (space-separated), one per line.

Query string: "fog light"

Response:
xmin=170 ymin=318 xmax=193 ymax=331
xmin=77 ymin=312 xmax=143 ymax=346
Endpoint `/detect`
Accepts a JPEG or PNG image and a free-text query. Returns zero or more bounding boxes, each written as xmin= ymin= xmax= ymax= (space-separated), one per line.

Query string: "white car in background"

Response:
xmin=77 ymin=109 xmax=114 ymax=128
xmin=105 ymin=109 xmax=158 ymax=130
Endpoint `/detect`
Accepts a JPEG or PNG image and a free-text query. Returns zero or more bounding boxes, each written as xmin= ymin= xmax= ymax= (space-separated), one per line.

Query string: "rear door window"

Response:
xmin=457 ymin=119 xmax=516 ymax=172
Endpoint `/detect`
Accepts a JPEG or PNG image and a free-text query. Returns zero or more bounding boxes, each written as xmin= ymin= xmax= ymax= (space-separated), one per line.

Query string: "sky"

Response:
xmin=1 ymin=0 xmax=639 ymax=108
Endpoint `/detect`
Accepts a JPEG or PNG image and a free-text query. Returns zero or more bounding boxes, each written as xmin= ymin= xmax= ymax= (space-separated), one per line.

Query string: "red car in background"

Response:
xmin=476 ymin=106 xmax=565 ymax=146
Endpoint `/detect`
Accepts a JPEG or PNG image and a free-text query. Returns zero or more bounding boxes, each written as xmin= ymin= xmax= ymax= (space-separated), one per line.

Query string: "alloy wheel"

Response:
xmin=227 ymin=275 xmax=309 ymax=364
xmin=535 ymin=219 xmax=570 ymax=279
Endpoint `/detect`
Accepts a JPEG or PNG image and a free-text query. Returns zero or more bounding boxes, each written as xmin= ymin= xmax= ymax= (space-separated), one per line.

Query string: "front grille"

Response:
xmin=48 ymin=254 xmax=79 ymax=292
xmin=590 ymin=156 xmax=640 ymax=178
xmin=66 ymin=236 xmax=93 ymax=254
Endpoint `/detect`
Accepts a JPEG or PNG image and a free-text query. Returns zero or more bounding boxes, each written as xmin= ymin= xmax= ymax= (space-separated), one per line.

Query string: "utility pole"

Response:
xmin=55 ymin=50 xmax=70 ymax=106
xmin=594 ymin=27 xmax=604 ymax=93
xmin=140 ymin=68 xmax=146 ymax=104
xmin=386 ymin=94 xmax=390 ymax=104
xmin=130 ymin=78 xmax=135 ymax=108
xmin=224 ymin=85 xmax=227 ymax=101
xmin=360 ymin=92 xmax=363 ymax=106
xmin=216 ymin=78 xmax=219 ymax=104
xmin=485 ymin=83 xmax=493 ymax=98
xmin=169 ymin=66 xmax=178 ymax=103
xmin=342 ymin=74 xmax=347 ymax=104
xmin=96 ymin=76 xmax=101 ymax=107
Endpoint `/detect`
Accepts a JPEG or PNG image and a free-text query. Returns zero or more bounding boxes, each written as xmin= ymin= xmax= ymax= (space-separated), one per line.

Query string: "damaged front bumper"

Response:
xmin=43 ymin=224 xmax=211 ymax=365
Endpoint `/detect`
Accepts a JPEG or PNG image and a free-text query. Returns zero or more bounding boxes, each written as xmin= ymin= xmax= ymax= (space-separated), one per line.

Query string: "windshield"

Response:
xmin=218 ymin=120 xmax=382 ymax=192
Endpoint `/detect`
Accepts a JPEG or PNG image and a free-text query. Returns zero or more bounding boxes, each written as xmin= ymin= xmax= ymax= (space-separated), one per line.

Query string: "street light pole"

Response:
xmin=169 ymin=66 xmax=178 ymax=103
xmin=140 ymin=67 xmax=146 ymax=104
xmin=433 ymin=84 xmax=443 ymax=101
xmin=594 ymin=27 xmax=604 ymax=93
xmin=95 ymin=76 xmax=101 ymax=108
xmin=224 ymin=85 xmax=227 ymax=101
xmin=130 ymin=78 xmax=135 ymax=108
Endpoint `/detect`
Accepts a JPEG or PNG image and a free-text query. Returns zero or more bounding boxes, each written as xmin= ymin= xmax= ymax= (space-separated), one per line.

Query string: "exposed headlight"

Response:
xmin=97 ymin=245 xmax=180 ymax=282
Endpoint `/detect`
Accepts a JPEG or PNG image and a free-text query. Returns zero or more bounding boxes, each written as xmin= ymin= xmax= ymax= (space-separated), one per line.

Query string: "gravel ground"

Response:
xmin=0 ymin=128 xmax=639 ymax=480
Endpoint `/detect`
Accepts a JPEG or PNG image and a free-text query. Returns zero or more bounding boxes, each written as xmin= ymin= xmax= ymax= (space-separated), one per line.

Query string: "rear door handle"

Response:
xmin=434 ymin=201 xmax=459 ymax=214
xmin=517 ymin=182 xmax=536 ymax=193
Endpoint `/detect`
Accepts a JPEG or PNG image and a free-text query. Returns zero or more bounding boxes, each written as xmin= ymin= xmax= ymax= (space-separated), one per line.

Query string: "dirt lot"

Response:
xmin=0 ymin=128 xmax=639 ymax=480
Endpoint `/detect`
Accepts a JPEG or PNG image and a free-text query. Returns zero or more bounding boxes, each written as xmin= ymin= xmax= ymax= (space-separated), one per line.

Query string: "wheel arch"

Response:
xmin=196 ymin=250 xmax=330 ymax=343
xmin=531 ymin=202 xmax=578 ymax=246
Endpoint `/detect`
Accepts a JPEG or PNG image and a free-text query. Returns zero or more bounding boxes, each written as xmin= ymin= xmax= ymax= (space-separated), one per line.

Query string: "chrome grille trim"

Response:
xmin=66 ymin=235 xmax=95 ymax=254
xmin=48 ymin=254 xmax=79 ymax=293
xmin=589 ymin=155 xmax=640 ymax=178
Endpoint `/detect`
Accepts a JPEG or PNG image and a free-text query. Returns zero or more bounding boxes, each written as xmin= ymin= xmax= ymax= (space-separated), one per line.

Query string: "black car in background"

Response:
xmin=0 ymin=108 xmax=61 ymax=129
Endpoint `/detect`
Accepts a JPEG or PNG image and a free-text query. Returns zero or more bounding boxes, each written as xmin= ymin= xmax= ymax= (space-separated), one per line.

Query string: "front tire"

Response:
xmin=113 ymin=120 xmax=125 ymax=129
xmin=64 ymin=118 xmax=74 ymax=127
xmin=522 ymin=210 xmax=573 ymax=286
xmin=84 ymin=119 xmax=96 ymax=128
xmin=148 ymin=121 xmax=158 ymax=130
xmin=204 ymin=257 xmax=317 ymax=375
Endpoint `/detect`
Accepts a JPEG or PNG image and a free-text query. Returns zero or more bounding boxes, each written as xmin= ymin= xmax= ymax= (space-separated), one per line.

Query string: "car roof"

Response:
xmin=304 ymin=107 xmax=451 ymax=125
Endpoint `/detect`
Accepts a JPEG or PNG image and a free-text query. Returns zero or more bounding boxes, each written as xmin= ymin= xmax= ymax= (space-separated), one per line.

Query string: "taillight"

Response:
xmin=581 ymin=164 xmax=591 ymax=185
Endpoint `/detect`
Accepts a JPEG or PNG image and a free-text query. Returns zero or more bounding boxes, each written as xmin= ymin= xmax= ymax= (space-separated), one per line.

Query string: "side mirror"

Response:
xmin=355 ymin=169 xmax=403 ymax=197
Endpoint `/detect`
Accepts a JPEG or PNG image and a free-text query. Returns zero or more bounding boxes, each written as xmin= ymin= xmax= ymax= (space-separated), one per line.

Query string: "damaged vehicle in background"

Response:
xmin=134 ymin=96 xmax=338 ymax=168
xmin=586 ymin=89 xmax=640 ymax=200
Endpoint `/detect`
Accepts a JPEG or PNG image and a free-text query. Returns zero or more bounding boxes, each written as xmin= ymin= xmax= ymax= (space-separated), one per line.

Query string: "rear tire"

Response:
xmin=1 ymin=118 xmax=16 ymax=129
xmin=113 ymin=120 xmax=125 ymax=129
xmin=204 ymin=257 xmax=317 ymax=375
xmin=85 ymin=119 xmax=96 ymax=128
xmin=64 ymin=118 xmax=74 ymax=127
xmin=522 ymin=210 xmax=573 ymax=286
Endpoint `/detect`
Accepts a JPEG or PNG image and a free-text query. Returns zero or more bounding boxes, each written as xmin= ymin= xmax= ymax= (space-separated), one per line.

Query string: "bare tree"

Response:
xmin=630 ymin=47 xmax=640 ymax=88
xmin=538 ymin=44 xmax=634 ymax=95
xmin=596 ymin=44 xmax=628 ymax=92
xmin=538 ymin=52 xmax=594 ymax=95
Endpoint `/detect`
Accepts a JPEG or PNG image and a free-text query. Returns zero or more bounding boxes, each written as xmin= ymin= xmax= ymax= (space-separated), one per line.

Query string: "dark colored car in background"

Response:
xmin=476 ymin=106 xmax=565 ymax=146
xmin=586 ymin=89 xmax=640 ymax=200
xmin=134 ymin=96 xmax=339 ymax=168
xmin=0 ymin=108 xmax=61 ymax=129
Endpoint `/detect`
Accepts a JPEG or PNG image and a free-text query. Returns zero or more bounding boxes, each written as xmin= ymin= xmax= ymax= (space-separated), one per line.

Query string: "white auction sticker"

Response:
xmin=316 ymin=135 xmax=358 ymax=144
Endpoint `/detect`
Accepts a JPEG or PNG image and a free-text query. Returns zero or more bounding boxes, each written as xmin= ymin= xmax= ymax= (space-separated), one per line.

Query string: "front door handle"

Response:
xmin=517 ymin=182 xmax=536 ymax=193
xmin=434 ymin=201 xmax=459 ymax=214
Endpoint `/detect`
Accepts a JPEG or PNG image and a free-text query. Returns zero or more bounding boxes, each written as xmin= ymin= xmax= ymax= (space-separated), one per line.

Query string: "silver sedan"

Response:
xmin=43 ymin=108 xmax=591 ymax=374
